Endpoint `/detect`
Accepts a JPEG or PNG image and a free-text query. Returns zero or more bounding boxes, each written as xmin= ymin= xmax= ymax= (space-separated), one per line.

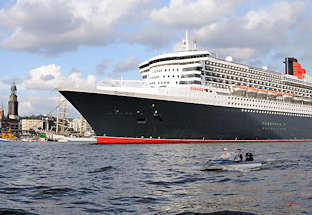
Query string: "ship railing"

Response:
xmin=282 ymin=75 xmax=312 ymax=87
xmin=96 ymin=79 xmax=145 ymax=89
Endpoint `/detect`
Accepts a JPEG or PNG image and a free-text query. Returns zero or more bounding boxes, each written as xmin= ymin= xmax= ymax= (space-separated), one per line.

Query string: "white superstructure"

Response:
xmin=96 ymin=33 xmax=312 ymax=118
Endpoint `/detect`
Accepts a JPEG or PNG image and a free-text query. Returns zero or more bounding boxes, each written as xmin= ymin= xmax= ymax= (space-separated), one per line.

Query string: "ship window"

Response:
xmin=183 ymin=67 xmax=202 ymax=71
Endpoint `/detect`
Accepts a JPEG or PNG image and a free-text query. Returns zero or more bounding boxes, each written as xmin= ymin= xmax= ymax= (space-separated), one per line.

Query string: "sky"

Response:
xmin=0 ymin=0 xmax=312 ymax=117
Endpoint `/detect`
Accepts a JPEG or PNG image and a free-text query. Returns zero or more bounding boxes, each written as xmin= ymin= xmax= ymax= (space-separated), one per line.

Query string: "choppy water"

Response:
xmin=0 ymin=141 xmax=311 ymax=215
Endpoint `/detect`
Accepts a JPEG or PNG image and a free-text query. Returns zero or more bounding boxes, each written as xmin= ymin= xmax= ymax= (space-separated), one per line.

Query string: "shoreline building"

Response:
xmin=7 ymin=81 xmax=19 ymax=130
xmin=69 ymin=117 xmax=94 ymax=136
xmin=0 ymin=82 xmax=20 ymax=131
xmin=8 ymin=81 xmax=19 ymax=120
xmin=21 ymin=115 xmax=55 ymax=132
xmin=0 ymin=105 xmax=4 ymax=129
xmin=21 ymin=119 xmax=43 ymax=131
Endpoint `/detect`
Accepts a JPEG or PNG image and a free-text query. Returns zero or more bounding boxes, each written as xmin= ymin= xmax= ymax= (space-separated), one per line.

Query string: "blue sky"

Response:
xmin=0 ymin=0 xmax=311 ymax=117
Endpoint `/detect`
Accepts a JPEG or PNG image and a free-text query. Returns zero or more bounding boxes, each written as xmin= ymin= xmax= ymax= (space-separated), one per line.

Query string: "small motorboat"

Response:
xmin=0 ymin=138 xmax=10 ymax=142
xmin=201 ymin=160 xmax=262 ymax=171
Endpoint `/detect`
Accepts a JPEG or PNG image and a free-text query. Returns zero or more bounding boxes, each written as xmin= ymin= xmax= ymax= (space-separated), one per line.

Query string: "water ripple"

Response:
xmin=88 ymin=165 xmax=114 ymax=173
xmin=0 ymin=141 xmax=311 ymax=214
xmin=0 ymin=208 xmax=38 ymax=215
xmin=177 ymin=211 xmax=258 ymax=215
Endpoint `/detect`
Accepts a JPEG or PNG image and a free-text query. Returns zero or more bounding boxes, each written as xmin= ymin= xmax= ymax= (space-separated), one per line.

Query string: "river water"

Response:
xmin=0 ymin=141 xmax=311 ymax=215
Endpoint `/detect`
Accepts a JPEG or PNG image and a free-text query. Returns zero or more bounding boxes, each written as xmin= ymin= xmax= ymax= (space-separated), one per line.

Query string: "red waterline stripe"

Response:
xmin=96 ymin=136 xmax=312 ymax=144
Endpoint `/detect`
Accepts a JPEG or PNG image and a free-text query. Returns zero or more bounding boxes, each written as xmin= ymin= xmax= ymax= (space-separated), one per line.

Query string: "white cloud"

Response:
xmin=214 ymin=48 xmax=256 ymax=60
xmin=22 ymin=64 xmax=97 ymax=90
xmin=0 ymin=0 xmax=309 ymax=61
xmin=0 ymin=88 xmax=79 ymax=117
xmin=0 ymin=84 xmax=80 ymax=117
xmin=138 ymin=0 xmax=305 ymax=61
xmin=191 ymin=1 xmax=306 ymax=60
xmin=0 ymin=0 xmax=310 ymax=72
xmin=96 ymin=59 xmax=113 ymax=75
xmin=127 ymin=25 xmax=179 ymax=49
xmin=18 ymin=97 xmax=42 ymax=116
xmin=0 ymin=81 xmax=8 ymax=90
xmin=0 ymin=93 xmax=7 ymax=109
xmin=0 ymin=0 xmax=153 ymax=55
xmin=18 ymin=95 xmax=79 ymax=117
xmin=108 ymin=57 xmax=140 ymax=78
xmin=150 ymin=0 xmax=242 ymax=28
xmin=244 ymin=2 xmax=302 ymax=30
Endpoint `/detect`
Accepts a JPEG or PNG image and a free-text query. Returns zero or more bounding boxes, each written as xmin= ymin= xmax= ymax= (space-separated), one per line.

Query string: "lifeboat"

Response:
xmin=257 ymin=89 xmax=268 ymax=95
xmin=267 ymin=90 xmax=277 ymax=97
xmin=303 ymin=97 xmax=312 ymax=103
xmin=232 ymin=86 xmax=247 ymax=95
xmin=283 ymin=93 xmax=293 ymax=98
xmin=232 ymin=85 xmax=248 ymax=92
xmin=293 ymin=96 xmax=303 ymax=102
xmin=282 ymin=93 xmax=294 ymax=101
xmin=247 ymin=87 xmax=258 ymax=94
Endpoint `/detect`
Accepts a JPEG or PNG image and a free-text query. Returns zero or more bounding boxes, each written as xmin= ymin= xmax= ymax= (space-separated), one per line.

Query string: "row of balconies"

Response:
xmin=203 ymin=70 xmax=312 ymax=95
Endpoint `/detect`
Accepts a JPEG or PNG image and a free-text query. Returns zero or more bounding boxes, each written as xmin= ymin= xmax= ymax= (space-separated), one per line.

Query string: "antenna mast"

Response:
xmin=185 ymin=31 xmax=189 ymax=50
xmin=61 ymin=101 xmax=67 ymax=134
xmin=80 ymin=115 xmax=84 ymax=136
xmin=56 ymin=99 xmax=60 ymax=134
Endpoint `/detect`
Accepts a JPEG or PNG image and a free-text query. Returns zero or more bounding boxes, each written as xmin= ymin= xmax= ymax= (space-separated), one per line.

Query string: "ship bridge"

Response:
xmin=139 ymin=32 xmax=211 ymax=88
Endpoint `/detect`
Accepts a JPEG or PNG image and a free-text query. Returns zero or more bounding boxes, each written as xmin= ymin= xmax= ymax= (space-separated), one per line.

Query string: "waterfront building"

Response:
xmin=6 ymin=82 xmax=19 ymax=130
xmin=69 ymin=117 xmax=94 ymax=135
xmin=69 ymin=118 xmax=81 ymax=132
xmin=1 ymin=82 xmax=20 ymax=131
xmin=0 ymin=105 xmax=4 ymax=129
xmin=8 ymin=81 xmax=18 ymax=120
xmin=21 ymin=119 xmax=43 ymax=131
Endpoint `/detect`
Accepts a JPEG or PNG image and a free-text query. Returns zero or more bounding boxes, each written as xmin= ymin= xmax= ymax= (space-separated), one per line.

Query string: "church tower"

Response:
xmin=0 ymin=104 xmax=4 ymax=129
xmin=8 ymin=81 xmax=19 ymax=120
xmin=0 ymin=104 xmax=4 ymax=120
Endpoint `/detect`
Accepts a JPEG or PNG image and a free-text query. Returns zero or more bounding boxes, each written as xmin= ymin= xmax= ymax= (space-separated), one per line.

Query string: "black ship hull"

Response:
xmin=59 ymin=90 xmax=312 ymax=142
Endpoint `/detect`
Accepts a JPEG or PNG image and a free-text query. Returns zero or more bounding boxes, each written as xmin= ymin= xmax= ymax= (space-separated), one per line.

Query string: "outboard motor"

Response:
xmin=245 ymin=152 xmax=254 ymax=161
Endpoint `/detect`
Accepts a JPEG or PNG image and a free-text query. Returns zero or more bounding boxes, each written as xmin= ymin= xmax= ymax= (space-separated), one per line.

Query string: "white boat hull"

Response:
xmin=201 ymin=161 xmax=262 ymax=171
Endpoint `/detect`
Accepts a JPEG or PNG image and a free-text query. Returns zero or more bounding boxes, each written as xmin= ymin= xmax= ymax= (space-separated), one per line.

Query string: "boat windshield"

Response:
xmin=212 ymin=152 xmax=235 ymax=161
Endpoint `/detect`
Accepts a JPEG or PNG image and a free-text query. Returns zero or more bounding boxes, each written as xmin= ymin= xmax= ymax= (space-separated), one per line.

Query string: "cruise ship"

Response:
xmin=59 ymin=33 xmax=312 ymax=143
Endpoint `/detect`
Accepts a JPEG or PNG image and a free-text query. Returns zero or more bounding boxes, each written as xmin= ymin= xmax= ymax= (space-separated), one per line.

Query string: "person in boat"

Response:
xmin=245 ymin=152 xmax=254 ymax=161
xmin=219 ymin=148 xmax=231 ymax=160
xmin=234 ymin=149 xmax=243 ymax=162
